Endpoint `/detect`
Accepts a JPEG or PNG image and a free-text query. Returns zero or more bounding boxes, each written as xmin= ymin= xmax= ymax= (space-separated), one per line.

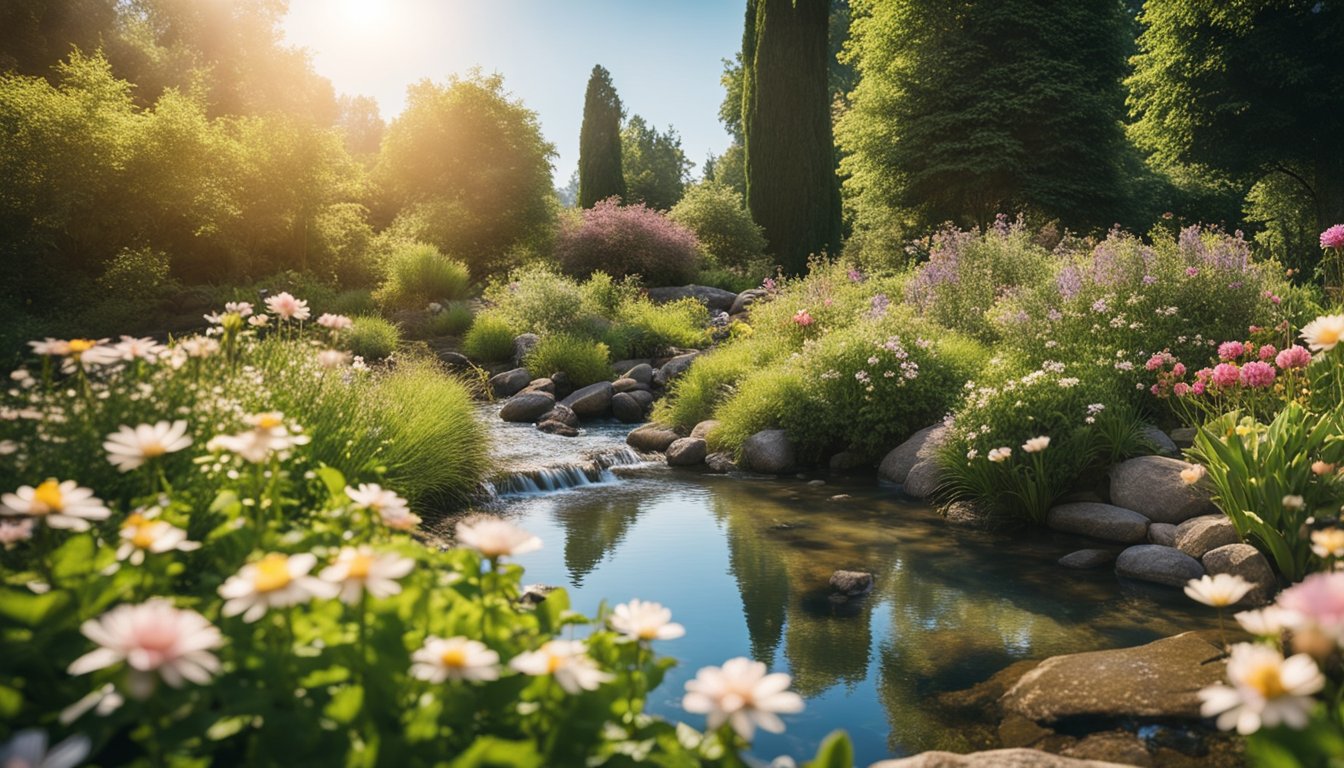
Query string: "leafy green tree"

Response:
xmin=836 ymin=0 xmax=1130 ymax=239
xmin=578 ymin=64 xmax=625 ymax=208
xmin=669 ymin=182 xmax=767 ymax=273
xmin=335 ymin=94 xmax=384 ymax=157
xmin=1128 ymin=0 xmax=1344 ymax=232
xmin=703 ymin=145 xmax=747 ymax=198
xmin=742 ymin=0 xmax=840 ymax=275
xmin=621 ymin=115 xmax=692 ymax=211
xmin=0 ymin=0 xmax=117 ymax=76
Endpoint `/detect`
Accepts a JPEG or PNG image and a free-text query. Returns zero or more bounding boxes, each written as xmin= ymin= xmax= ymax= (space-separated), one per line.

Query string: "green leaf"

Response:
xmin=324 ymin=684 xmax=364 ymax=724
xmin=0 ymin=683 xmax=22 ymax=718
xmin=804 ymin=731 xmax=854 ymax=768
xmin=316 ymin=465 xmax=347 ymax=501
xmin=446 ymin=737 xmax=544 ymax=768
xmin=51 ymin=534 xmax=95 ymax=580
xmin=0 ymin=588 xmax=72 ymax=627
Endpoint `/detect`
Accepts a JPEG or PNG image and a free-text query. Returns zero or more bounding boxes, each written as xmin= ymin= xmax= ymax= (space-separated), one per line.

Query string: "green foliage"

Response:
xmin=326 ymin=289 xmax=378 ymax=318
xmin=481 ymin=266 xmax=594 ymax=338
xmin=621 ymin=115 xmax=693 ymax=211
xmin=463 ymin=314 xmax=519 ymax=363
xmin=1244 ymin=169 xmax=1321 ymax=279
xmin=523 ymin=335 xmax=612 ymax=387
xmin=653 ymin=336 xmax=787 ymax=430
xmin=605 ymin=297 xmax=708 ymax=359
xmin=348 ymin=315 xmax=401 ymax=360
xmin=578 ymin=64 xmax=626 ymax=208
xmin=428 ymin=302 xmax=475 ymax=337
xmin=710 ymin=365 xmax=811 ymax=456
xmin=375 ymin=242 xmax=471 ymax=311
xmin=669 ymin=183 xmax=769 ymax=277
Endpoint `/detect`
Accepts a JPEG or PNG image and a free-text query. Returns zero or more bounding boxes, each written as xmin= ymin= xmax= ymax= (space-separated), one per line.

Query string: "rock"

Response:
xmin=1047 ymin=503 xmax=1151 ymax=544
xmin=612 ymin=377 xmax=645 ymax=394
xmin=518 ymin=583 xmax=557 ymax=605
xmin=666 ymin=437 xmax=708 ymax=467
xmin=1063 ymin=732 xmax=1153 ymax=768
xmin=1000 ymin=632 xmax=1227 ymax=723
xmin=626 ymin=389 xmax=655 ymax=410
xmin=654 ymin=352 xmax=700 ymax=387
xmin=498 ymin=391 xmax=555 ymax=423
xmin=690 ymin=420 xmax=721 ymax=441
xmin=436 ymin=350 xmax=473 ymax=371
xmin=560 ymin=381 xmax=614 ymax=418
xmin=729 ymin=288 xmax=768 ymax=315
xmin=550 ymin=371 xmax=573 ymax=399
xmin=829 ymin=570 xmax=874 ymax=596
xmin=536 ymin=419 xmax=579 ymax=437
xmin=1202 ymin=543 xmax=1276 ymax=606
xmin=936 ymin=660 xmax=1041 ymax=717
xmin=807 ymin=479 xmax=826 ymax=486
xmin=878 ymin=425 xmax=949 ymax=484
xmin=620 ymin=362 xmax=654 ymax=385
xmin=871 ymin=750 xmax=1131 ymax=768
xmin=1058 ymin=549 xmax=1117 ymax=569
xmin=1115 ymin=545 xmax=1204 ymax=587
xmin=1139 ymin=425 xmax=1180 ymax=457
xmin=512 ymin=334 xmax=540 ymax=367
xmin=520 ymin=377 xmax=554 ymax=395
xmin=1148 ymin=523 xmax=1177 ymax=547
xmin=539 ymin=404 xmax=579 ymax=428
xmin=1110 ymin=456 xmax=1217 ymax=524
xmin=1174 ymin=515 xmax=1240 ymax=559
xmin=902 ymin=459 xmax=942 ymax=499
xmin=647 ymin=285 xmax=738 ymax=313
xmin=741 ymin=429 xmax=796 ymax=474
xmin=997 ymin=714 xmax=1054 ymax=748
xmin=627 ymin=424 xmax=683 ymax=453
xmin=705 ymin=452 xmax=738 ymax=473
xmin=828 ymin=450 xmax=868 ymax=473
xmin=488 ymin=367 xmax=531 ymax=398
xmin=611 ymin=392 xmax=647 ymax=424
xmin=1170 ymin=427 xmax=1197 ymax=449
xmin=942 ymin=500 xmax=988 ymax=527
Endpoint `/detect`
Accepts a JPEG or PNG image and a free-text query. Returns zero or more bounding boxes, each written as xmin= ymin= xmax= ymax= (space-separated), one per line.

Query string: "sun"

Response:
xmin=339 ymin=0 xmax=392 ymax=27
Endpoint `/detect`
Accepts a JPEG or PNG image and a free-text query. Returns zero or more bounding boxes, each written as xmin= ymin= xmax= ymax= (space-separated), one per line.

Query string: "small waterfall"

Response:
xmin=484 ymin=447 xmax=648 ymax=499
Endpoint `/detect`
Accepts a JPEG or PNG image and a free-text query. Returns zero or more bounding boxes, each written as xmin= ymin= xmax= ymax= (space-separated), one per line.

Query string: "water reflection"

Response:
xmin=550 ymin=492 xmax=647 ymax=586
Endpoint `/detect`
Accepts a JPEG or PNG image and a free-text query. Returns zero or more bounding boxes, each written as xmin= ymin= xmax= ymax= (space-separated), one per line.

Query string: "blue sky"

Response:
xmin=282 ymin=0 xmax=745 ymax=184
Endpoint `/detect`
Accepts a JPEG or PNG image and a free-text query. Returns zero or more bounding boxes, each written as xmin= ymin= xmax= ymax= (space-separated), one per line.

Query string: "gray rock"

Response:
xmin=1115 ymin=545 xmax=1204 ymax=587
xmin=520 ymin=377 xmax=554 ymax=395
xmin=626 ymin=424 xmax=683 ymax=453
xmin=942 ymin=500 xmax=988 ymax=527
xmin=612 ymin=377 xmax=645 ymax=394
xmin=1047 ymin=503 xmax=1151 ymax=543
xmin=437 ymin=351 xmax=473 ymax=371
xmin=741 ymin=429 xmax=796 ymax=474
xmin=626 ymin=389 xmax=655 ymax=410
xmin=902 ymin=459 xmax=942 ymax=499
xmin=829 ymin=570 xmax=874 ymax=596
xmin=647 ymin=285 xmax=738 ymax=313
xmin=620 ymin=362 xmax=654 ymax=385
xmin=1170 ymin=427 xmax=1197 ymax=449
xmin=878 ymin=425 xmax=949 ymax=484
xmin=536 ymin=419 xmax=579 ymax=437
xmin=1058 ymin=549 xmax=1117 ymax=569
xmin=1148 ymin=523 xmax=1177 ymax=547
xmin=828 ymin=450 xmax=868 ymax=473
xmin=498 ymin=391 xmax=555 ymax=423
xmin=550 ymin=371 xmax=573 ymax=399
xmin=611 ymin=392 xmax=646 ymax=424
xmin=666 ymin=437 xmax=708 ymax=467
xmin=729 ymin=288 xmax=768 ymax=315
xmin=690 ymin=420 xmax=721 ymax=441
xmin=705 ymin=452 xmax=738 ymax=473
xmin=1110 ymin=456 xmax=1217 ymax=524
xmin=512 ymin=334 xmax=540 ymax=367
xmin=1139 ymin=424 xmax=1180 ymax=456
xmin=654 ymin=352 xmax=700 ymax=387
xmin=518 ymin=583 xmax=557 ymax=605
xmin=560 ymin=381 xmax=614 ymax=418
xmin=1063 ymin=732 xmax=1154 ymax=768
xmin=871 ymin=750 xmax=1131 ymax=768
xmin=1202 ymin=543 xmax=1276 ymax=606
xmin=1000 ymin=632 xmax=1227 ymax=723
xmin=539 ymin=404 xmax=579 ymax=428
xmin=1174 ymin=514 xmax=1240 ymax=559
xmin=488 ymin=367 xmax=531 ymax=398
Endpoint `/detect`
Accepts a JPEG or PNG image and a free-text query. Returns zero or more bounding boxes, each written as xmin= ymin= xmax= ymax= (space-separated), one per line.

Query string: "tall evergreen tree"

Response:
xmin=742 ymin=0 xmax=841 ymax=275
xmin=578 ymin=64 xmax=625 ymax=208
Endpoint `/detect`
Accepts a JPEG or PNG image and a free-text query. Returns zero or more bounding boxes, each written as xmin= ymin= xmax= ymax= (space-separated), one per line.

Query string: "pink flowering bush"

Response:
xmin=554 ymin=199 xmax=701 ymax=286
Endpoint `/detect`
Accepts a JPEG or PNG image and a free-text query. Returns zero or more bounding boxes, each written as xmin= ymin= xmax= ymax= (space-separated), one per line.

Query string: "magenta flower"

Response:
xmin=792 ymin=310 xmax=814 ymax=327
xmin=1172 ymin=362 xmax=1187 ymax=377
xmin=1258 ymin=344 xmax=1277 ymax=361
xmin=1173 ymin=382 xmax=1191 ymax=397
xmin=847 ymin=268 xmax=864 ymax=283
xmin=1211 ymin=363 xmax=1241 ymax=390
xmin=1218 ymin=341 xmax=1246 ymax=361
xmin=1239 ymin=361 xmax=1276 ymax=389
xmin=1276 ymin=346 xmax=1312 ymax=370
xmin=1192 ymin=381 xmax=1206 ymax=395
xmin=1320 ymin=225 xmax=1344 ymax=250
xmin=1186 ymin=267 xmax=1200 ymax=277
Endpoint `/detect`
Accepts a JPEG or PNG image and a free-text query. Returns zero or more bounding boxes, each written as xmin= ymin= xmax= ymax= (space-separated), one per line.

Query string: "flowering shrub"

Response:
xmin=555 ymin=199 xmax=701 ymax=286
xmin=744 ymin=259 xmax=907 ymax=349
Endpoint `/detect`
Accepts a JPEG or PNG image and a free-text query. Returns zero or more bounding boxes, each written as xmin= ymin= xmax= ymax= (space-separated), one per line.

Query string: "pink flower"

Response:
xmin=1239 ymin=361 xmax=1276 ymax=389
xmin=1186 ymin=267 xmax=1200 ymax=277
xmin=1277 ymin=572 xmax=1344 ymax=640
xmin=1276 ymin=346 xmax=1312 ymax=370
xmin=264 ymin=292 xmax=310 ymax=322
xmin=792 ymin=310 xmax=814 ymax=327
xmin=1218 ymin=341 xmax=1246 ymax=361
xmin=1320 ymin=224 xmax=1344 ymax=250
xmin=1192 ymin=381 xmax=1206 ymax=395
xmin=1211 ymin=363 xmax=1241 ymax=390
xmin=1258 ymin=344 xmax=1277 ymax=361
xmin=1173 ymin=382 xmax=1191 ymax=397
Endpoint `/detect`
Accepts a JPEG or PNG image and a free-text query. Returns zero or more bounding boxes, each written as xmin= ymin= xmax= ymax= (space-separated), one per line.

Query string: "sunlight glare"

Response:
xmin=340 ymin=0 xmax=392 ymax=28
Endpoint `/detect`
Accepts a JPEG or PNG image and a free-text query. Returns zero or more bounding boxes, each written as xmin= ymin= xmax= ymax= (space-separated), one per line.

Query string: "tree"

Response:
xmin=335 ymin=94 xmax=383 ymax=157
xmin=621 ymin=115 xmax=692 ymax=211
xmin=1128 ymin=0 xmax=1344 ymax=232
xmin=836 ymin=0 xmax=1130 ymax=240
xmin=742 ymin=0 xmax=840 ymax=275
xmin=577 ymin=64 xmax=625 ymax=208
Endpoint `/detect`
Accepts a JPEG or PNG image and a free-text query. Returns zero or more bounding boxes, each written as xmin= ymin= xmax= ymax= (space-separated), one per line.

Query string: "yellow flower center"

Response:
xmin=1244 ymin=661 xmax=1287 ymax=699
xmin=33 ymin=480 xmax=63 ymax=512
xmin=256 ymin=414 xmax=283 ymax=430
xmin=1317 ymin=327 xmax=1342 ymax=346
xmin=346 ymin=553 xmax=374 ymax=579
xmin=122 ymin=512 xmax=148 ymax=530
xmin=253 ymin=554 xmax=293 ymax=593
xmin=546 ymin=654 xmax=564 ymax=673
xmin=440 ymin=648 xmax=467 ymax=669
xmin=1235 ymin=425 xmax=1252 ymax=436
xmin=638 ymin=626 xmax=658 ymax=640
xmin=67 ymin=339 xmax=95 ymax=354
xmin=131 ymin=524 xmax=159 ymax=550
xmin=140 ymin=440 xmax=166 ymax=458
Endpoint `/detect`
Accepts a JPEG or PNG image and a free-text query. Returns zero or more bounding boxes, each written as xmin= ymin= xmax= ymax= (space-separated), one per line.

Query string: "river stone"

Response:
xmin=829 ymin=450 xmax=868 ymax=473
xmin=536 ymin=419 xmax=578 ymax=437
xmin=1170 ymin=427 xmax=1197 ymax=449
xmin=1115 ymin=545 xmax=1204 ymax=587
xmin=1148 ymin=523 xmax=1177 ymax=547
xmin=741 ymin=429 xmax=796 ymax=474
xmin=1110 ymin=456 xmax=1217 ymax=524
xmin=878 ymin=425 xmax=948 ymax=484
xmin=1175 ymin=515 xmax=1240 ymax=559
xmin=626 ymin=389 xmax=655 ymax=410
xmin=511 ymin=334 xmax=540 ymax=367
xmin=436 ymin=350 xmax=473 ymax=371
xmin=498 ymin=391 xmax=555 ymax=423
xmin=627 ymin=424 xmax=682 ymax=453
xmin=620 ymin=362 xmax=654 ymax=385
xmin=690 ymin=420 xmax=721 ymax=441
xmin=1058 ymin=549 xmax=1117 ymax=569
xmin=539 ymin=404 xmax=579 ymax=428
xmin=1202 ymin=543 xmax=1276 ymax=606
xmin=943 ymin=500 xmax=988 ymax=527
xmin=730 ymin=288 xmax=768 ymax=315
xmin=654 ymin=352 xmax=700 ymax=387
xmin=488 ymin=367 xmax=531 ymax=398
xmin=1139 ymin=425 xmax=1180 ymax=457
xmin=520 ymin=377 xmax=554 ymax=395
xmin=611 ymin=393 xmax=646 ymax=424
xmin=705 ymin=452 xmax=738 ymax=473
xmin=612 ymin=377 xmax=644 ymax=394
xmin=871 ymin=750 xmax=1131 ymax=768
xmin=550 ymin=371 xmax=573 ymax=399
xmin=1064 ymin=732 xmax=1153 ymax=768
xmin=1047 ymin=503 xmax=1151 ymax=544
xmin=829 ymin=570 xmax=874 ymax=596
xmin=902 ymin=459 xmax=942 ymax=499
xmin=561 ymin=381 xmax=614 ymax=418
xmin=666 ymin=437 xmax=708 ymax=467
xmin=647 ymin=285 xmax=739 ymax=313
xmin=1000 ymin=632 xmax=1226 ymax=723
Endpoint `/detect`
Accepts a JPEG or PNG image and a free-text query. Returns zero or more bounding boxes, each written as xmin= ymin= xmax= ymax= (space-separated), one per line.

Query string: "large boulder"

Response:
xmin=1139 ymin=425 xmax=1180 ymax=457
xmin=730 ymin=288 xmax=768 ymax=315
xmin=619 ymin=362 xmax=654 ymax=385
xmin=647 ymin=285 xmax=738 ymax=313
xmin=1174 ymin=515 xmax=1240 ymax=559
xmin=1202 ymin=543 xmax=1276 ymax=606
xmin=872 ymin=750 xmax=1131 ymax=768
xmin=539 ymin=404 xmax=579 ymax=428
xmin=666 ymin=437 xmax=708 ymax=467
xmin=1046 ymin=503 xmax=1150 ymax=544
xmin=627 ymin=424 xmax=683 ymax=453
xmin=1000 ymin=632 xmax=1227 ymax=723
xmin=741 ymin=429 xmax=796 ymax=474
xmin=626 ymin=389 xmax=655 ymax=410
xmin=654 ymin=352 xmax=700 ymax=387
xmin=498 ymin=391 xmax=555 ymax=423
xmin=611 ymin=393 xmax=647 ymax=424
xmin=560 ymin=381 xmax=614 ymax=418
xmin=829 ymin=450 xmax=868 ymax=473
xmin=488 ymin=367 xmax=531 ymax=398
xmin=690 ymin=420 xmax=721 ymax=441
xmin=1109 ymin=456 xmax=1217 ymax=524
xmin=902 ymin=460 xmax=942 ymax=499
xmin=1115 ymin=545 xmax=1204 ymax=587
xmin=878 ymin=425 xmax=948 ymax=484
xmin=1057 ymin=549 xmax=1117 ymax=570
xmin=512 ymin=334 xmax=540 ymax=367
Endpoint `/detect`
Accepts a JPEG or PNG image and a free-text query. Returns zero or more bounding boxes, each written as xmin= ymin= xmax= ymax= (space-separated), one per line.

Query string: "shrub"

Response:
xmin=310 ymin=202 xmax=378 ymax=287
xmin=375 ymin=242 xmax=471 ymax=310
xmin=710 ymin=366 xmax=811 ymax=455
xmin=482 ymin=265 xmax=594 ymax=337
xmin=605 ymin=297 xmax=708 ymax=358
xmin=669 ymin=182 xmax=768 ymax=274
xmin=523 ymin=334 xmax=612 ymax=387
xmin=463 ymin=312 xmax=518 ymax=362
xmin=427 ymin=301 xmax=474 ymax=336
xmin=555 ymin=199 xmax=700 ymax=286
xmin=745 ymin=259 xmax=907 ymax=349
xmin=348 ymin=315 xmax=401 ymax=359
xmin=327 ymin=288 xmax=377 ymax=317
xmin=652 ymin=336 xmax=787 ymax=429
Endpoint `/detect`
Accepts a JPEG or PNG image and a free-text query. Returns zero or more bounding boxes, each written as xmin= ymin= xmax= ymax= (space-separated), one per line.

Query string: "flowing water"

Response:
xmin=466 ymin=407 xmax=1214 ymax=765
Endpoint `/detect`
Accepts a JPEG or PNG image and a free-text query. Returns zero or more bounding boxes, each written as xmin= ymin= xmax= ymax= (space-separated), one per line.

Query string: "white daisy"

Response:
xmin=1184 ymin=574 xmax=1255 ymax=607
xmin=319 ymin=546 xmax=414 ymax=604
xmin=682 ymin=657 xmax=805 ymax=740
xmin=103 ymin=420 xmax=192 ymax=472
xmin=409 ymin=636 xmax=500 ymax=683
xmin=455 ymin=516 xmax=542 ymax=559
xmin=0 ymin=729 xmax=90 ymax=768
xmin=509 ymin=640 xmax=613 ymax=694
xmin=67 ymin=599 xmax=224 ymax=698
xmin=609 ymin=599 xmax=686 ymax=642
xmin=1300 ymin=314 xmax=1344 ymax=353
xmin=116 ymin=511 xmax=199 ymax=565
xmin=1199 ymin=643 xmax=1324 ymax=734
xmin=1 ymin=480 xmax=111 ymax=531
xmin=218 ymin=552 xmax=338 ymax=622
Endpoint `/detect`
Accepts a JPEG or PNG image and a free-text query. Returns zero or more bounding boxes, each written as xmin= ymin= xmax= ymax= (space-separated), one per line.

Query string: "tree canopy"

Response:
xmin=621 ymin=115 xmax=693 ymax=211
xmin=578 ymin=64 xmax=625 ymax=208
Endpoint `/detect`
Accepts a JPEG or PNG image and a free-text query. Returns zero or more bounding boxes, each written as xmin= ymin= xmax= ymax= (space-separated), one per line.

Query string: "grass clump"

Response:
xmin=375 ymin=242 xmax=471 ymax=310
xmin=463 ymin=312 xmax=517 ymax=362
xmin=605 ymin=297 xmax=708 ymax=358
xmin=653 ymin=335 xmax=787 ymax=429
xmin=348 ymin=315 xmax=401 ymax=360
xmin=428 ymin=301 xmax=475 ymax=336
xmin=524 ymin=334 xmax=612 ymax=387
xmin=710 ymin=366 xmax=811 ymax=455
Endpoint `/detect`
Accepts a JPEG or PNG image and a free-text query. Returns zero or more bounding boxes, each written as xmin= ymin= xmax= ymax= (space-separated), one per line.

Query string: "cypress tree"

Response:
xmin=741 ymin=0 xmax=841 ymax=275
xmin=578 ymin=64 xmax=626 ymax=208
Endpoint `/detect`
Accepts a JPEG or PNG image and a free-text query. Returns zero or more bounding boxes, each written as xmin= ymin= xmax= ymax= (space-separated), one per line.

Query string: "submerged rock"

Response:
xmin=705 ymin=452 xmax=738 ymax=473
xmin=499 ymin=391 xmax=555 ymax=423
xmin=666 ymin=437 xmax=708 ymax=467
xmin=829 ymin=570 xmax=874 ymax=597
xmin=1058 ymin=549 xmax=1117 ymax=570
xmin=539 ymin=404 xmax=579 ymax=428
xmin=878 ymin=425 xmax=948 ymax=484
xmin=741 ymin=429 xmax=796 ymax=474
xmin=1115 ymin=545 xmax=1204 ymax=587
xmin=1047 ymin=503 xmax=1150 ymax=544
xmin=536 ymin=420 xmax=579 ymax=437
xmin=1110 ymin=456 xmax=1216 ymax=524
